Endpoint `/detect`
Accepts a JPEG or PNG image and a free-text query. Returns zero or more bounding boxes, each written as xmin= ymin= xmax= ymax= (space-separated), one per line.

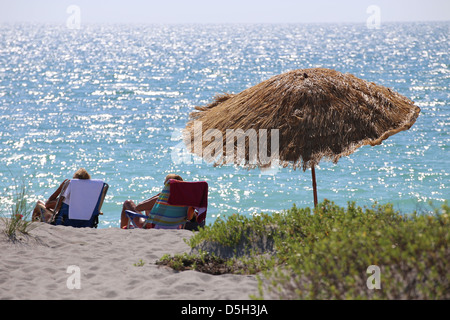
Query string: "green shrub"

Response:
xmin=261 ymin=201 xmax=449 ymax=299
xmin=160 ymin=200 xmax=449 ymax=299
xmin=157 ymin=252 xmax=236 ymax=275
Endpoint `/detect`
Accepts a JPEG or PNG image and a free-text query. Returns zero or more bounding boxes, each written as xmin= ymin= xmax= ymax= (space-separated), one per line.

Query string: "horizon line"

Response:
xmin=1 ymin=19 xmax=449 ymax=26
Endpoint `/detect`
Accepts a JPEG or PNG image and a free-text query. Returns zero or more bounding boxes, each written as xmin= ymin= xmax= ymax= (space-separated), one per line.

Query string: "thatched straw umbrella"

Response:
xmin=184 ymin=68 xmax=420 ymax=207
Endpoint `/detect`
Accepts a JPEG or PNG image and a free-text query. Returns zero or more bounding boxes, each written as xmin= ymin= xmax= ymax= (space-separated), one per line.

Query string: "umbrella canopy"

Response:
xmin=184 ymin=68 xmax=420 ymax=206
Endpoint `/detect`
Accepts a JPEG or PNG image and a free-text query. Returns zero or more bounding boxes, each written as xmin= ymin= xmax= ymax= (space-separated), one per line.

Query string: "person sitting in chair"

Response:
xmin=120 ymin=174 xmax=185 ymax=229
xmin=32 ymin=168 xmax=91 ymax=223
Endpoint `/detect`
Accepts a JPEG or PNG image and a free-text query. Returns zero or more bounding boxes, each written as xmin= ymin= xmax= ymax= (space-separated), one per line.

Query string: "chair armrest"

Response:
xmin=125 ymin=210 xmax=148 ymax=219
xmin=125 ymin=210 xmax=151 ymax=229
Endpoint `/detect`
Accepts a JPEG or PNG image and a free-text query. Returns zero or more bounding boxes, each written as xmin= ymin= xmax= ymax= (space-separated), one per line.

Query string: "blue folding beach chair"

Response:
xmin=52 ymin=179 xmax=109 ymax=228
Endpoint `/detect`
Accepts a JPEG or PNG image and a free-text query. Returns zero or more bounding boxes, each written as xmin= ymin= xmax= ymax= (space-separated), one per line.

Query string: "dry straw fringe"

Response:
xmin=185 ymin=68 xmax=420 ymax=171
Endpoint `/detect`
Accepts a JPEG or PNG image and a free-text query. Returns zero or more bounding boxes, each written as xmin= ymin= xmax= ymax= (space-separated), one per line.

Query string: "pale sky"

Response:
xmin=0 ymin=0 xmax=449 ymax=24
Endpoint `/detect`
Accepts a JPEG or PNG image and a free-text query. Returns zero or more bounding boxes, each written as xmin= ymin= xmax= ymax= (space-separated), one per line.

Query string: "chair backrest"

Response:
xmin=166 ymin=179 xmax=208 ymax=224
xmin=54 ymin=179 xmax=108 ymax=228
xmin=148 ymin=183 xmax=188 ymax=229
xmin=148 ymin=179 xmax=208 ymax=229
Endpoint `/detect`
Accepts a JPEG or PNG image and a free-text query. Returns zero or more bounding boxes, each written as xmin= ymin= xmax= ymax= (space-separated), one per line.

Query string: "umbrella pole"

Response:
xmin=311 ymin=165 xmax=318 ymax=207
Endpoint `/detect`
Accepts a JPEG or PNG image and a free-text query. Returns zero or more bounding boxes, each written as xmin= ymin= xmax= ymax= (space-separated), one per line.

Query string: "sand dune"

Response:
xmin=0 ymin=223 xmax=258 ymax=300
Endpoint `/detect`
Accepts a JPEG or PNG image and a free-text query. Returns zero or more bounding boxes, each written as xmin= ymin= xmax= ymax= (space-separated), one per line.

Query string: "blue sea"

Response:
xmin=0 ymin=22 xmax=448 ymax=228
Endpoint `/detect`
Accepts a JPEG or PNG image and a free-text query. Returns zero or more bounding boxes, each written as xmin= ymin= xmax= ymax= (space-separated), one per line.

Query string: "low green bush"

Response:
xmin=159 ymin=200 xmax=449 ymax=299
xmin=260 ymin=200 xmax=449 ymax=299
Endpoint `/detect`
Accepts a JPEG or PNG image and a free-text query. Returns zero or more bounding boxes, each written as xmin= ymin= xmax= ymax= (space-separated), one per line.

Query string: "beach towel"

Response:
xmin=63 ymin=179 xmax=104 ymax=220
xmin=167 ymin=179 xmax=208 ymax=223
xmin=148 ymin=183 xmax=188 ymax=228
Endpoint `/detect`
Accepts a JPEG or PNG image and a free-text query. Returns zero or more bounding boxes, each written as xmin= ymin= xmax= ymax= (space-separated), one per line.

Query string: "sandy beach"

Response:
xmin=0 ymin=223 xmax=259 ymax=300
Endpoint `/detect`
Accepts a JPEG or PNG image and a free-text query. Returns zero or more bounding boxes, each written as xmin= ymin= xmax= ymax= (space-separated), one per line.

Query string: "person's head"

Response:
xmin=164 ymin=174 xmax=183 ymax=185
xmin=73 ymin=168 xmax=91 ymax=180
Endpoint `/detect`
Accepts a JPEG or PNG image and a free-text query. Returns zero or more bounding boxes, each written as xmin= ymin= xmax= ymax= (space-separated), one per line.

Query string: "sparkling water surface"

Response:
xmin=0 ymin=22 xmax=448 ymax=228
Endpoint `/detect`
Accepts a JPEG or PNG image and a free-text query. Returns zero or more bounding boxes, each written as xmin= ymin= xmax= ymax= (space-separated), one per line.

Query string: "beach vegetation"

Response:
xmin=133 ymin=259 xmax=146 ymax=267
xmin=0 ymin=179 xmax=37 ymax=241
xmin=158 ymin=199 xmax=449 ymax=299
xmin=157 ymin=251 xmax=235 ymax=275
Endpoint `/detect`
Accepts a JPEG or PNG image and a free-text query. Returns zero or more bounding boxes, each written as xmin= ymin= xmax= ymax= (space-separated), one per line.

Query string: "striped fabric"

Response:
xmin=148 ymin=183 xmax=188 ymax=228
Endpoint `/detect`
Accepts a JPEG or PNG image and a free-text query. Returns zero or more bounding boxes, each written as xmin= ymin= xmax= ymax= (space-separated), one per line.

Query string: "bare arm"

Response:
xmin=45 ymin=179 xmax=69 ymax=209
xmin=135 ymin=194 xmax=160 ymax=213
